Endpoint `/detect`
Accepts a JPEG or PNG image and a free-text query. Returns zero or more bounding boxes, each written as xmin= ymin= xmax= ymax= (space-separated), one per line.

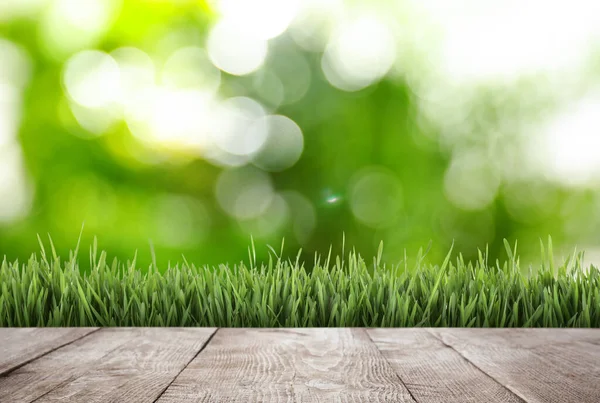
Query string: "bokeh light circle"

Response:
xmin=110 ymin=47 xmax=156 ymax=108
xmin=322 ymin=15 xmax=396 ymax=92
xmin=251 ymin=115 xmax=304 ymax=172
xmin=162 ymin=46 xmax=221 ymax=93
xmin=443 ymin=151 xmax=501 ymax=211
xmin=288 ymin=0 xmax=343 ymax=52
xmin=215 ymin=166 xmax=274 ymax=219
xmin=207 ymin=19 xmax=268 ymax=76
xmin=349 ymin=167 xmax=403 ymax=228
xmin=214 ymin=0 xmax=300 ymax=40
xmin=252 ymin=70 xmax=285 ymax=109
xmin=0 ymin=145 xmax=33 ymax=223
xmin=148 ymin=194 xmax=211 ymax=247
xmin=126 ymin=87 xmax=215 ymax=151
xmin=267 ymin=46 xmax=312 ymax=105
xmin=237 ymin=193 xmax=290 ymax=238
xmin=281 ymin=190 xmax=317 ymax=243
xmin=0 ymin=39 xmax=31 ymax=88
xmin=63 ymin=50 xmax=120 ymax=109
xmin=211 ymin=97 xmax=268 ymax=156
xmin=40 ymin=0 xmax=120 ymax=57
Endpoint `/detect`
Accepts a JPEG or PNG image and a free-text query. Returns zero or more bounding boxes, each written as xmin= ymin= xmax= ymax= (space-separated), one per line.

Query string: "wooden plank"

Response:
xmin=0 ymin=328 xmax=145 ymax=402
xmin=433 ymin=329 xmax=600 ymax=403
xmin=34 ymin=328 xmax=216 ymax=403
xmin=0 ymin=328 xmax=97 ymax=376
xmin=158 ymin=328 xmax=416 ymax=402
xmin=367 ymin=328 xmax=524 ymax=403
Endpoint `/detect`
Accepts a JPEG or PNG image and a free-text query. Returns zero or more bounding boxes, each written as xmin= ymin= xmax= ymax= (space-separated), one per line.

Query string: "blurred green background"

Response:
xmin=2 ymin=0 xmax=600 ymax=269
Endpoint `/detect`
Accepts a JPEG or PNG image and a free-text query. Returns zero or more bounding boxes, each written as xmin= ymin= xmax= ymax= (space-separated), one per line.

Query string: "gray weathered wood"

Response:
xmin=432 ymin=328 xmax=600 ymax=403
xmin=33 ymin=328 xmax=217 ymax=403
xmin=158 ymin=328 xmax=416 ymax=402
xmin=0 ymin=328 xmax=147 ymax=402
xmin=367 ymin=328 xmax=524 ymax=403
xmin=0 ymin=328 xmax=97 ymax=376
xmin=2 ymin=328 xmax=599 ymax=402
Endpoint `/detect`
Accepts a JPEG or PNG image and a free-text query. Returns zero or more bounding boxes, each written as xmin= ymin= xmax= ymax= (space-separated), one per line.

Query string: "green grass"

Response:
xmin=0 ymin=236 xmax=599 ymax=327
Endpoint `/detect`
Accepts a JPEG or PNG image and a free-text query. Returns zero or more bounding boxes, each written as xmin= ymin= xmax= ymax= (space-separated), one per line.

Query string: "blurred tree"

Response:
xmin=1 ymin=0 xmax=600 ymax=270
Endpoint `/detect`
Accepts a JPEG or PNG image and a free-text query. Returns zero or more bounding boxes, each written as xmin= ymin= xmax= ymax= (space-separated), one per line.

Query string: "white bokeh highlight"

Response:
xmin=162 ymin=46 xmax=221 ymax=93
xmin=271 ymin=48 xmax=312 ymax=105
xmin=40 ymin=0 xmax=120 ymax=57
xmin=281 ymin=190 xmax=317 ymax=243
xmin=0 ymin=40 xmax=33 ymax=223
xmin=238 ymin=193 xmax=290 ymax=238
xmin=322 ymin=14 xmax=396 ymax=91
xmin=253 ymin=70 xmax=285 ymax=109
xmin=215 ymin=167 xmax=275 ymax=219
xmin=0 ymin=40 xmax=31 ymax=89
xmin=211 ymin=97 xmax=268 ymax=156
xmin=0 ymin=145 xmax=34 ymax=223
xmin=127 ymin=87 xmax=215 ymax=151
xmin=288 ymin=0 xmax=343 ymax=52
xmin=148 ymin=194 xmax=211 ymax=247
xmin=63 ymin=50 xmax=121 ymax=109
xmin=207 ymin=19 xmax=268 ymax=76
xmin=444 ymin=151 xmax=501 ymax=211
xmin=349 ymin=168 xmax=402 ymax=228
xmin=533 ymin=94 xmax=600 ymax=187
xmin=0 ymin=84 xmax=21 ymax=149
xmin=111 ymin=47 xmax=156 ymax=108
xmin=214 ymin=0 xmax=300 ymax=40
xmin=0 ymin=0 xmax=45 ymax=22
xmin=251 ymin=115 xmax=304 ymax=172
xmin=414 ymin=0 xmax=600 ymax=83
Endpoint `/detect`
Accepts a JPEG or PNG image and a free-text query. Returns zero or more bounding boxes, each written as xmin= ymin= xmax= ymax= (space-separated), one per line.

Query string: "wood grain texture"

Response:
xmin=0 ymin=328 xmax=146 ymax=402
xmin=433 ymin=328 xmax=600 ymax=403
xmin=367 ymin=328 xmax=523 ymax=403
xmin=0 ymin=328 xmax=97 ymax=376
xmin=2 ymin=328 xmax=598 ymax=403
xmin=157 ymin=328 xmax=416 ymax=403
xmin=33 ymin=328 xmax=217 ymax=403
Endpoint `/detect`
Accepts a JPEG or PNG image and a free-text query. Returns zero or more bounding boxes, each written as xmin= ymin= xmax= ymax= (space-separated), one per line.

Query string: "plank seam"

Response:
xmin=289 ymin=367 xmax=297 ymax=403
xmin=427 ymin=329 xmax=529 ymax=403
xmin=0 ymin=328 xmax=101 ymax=378
xmin=152 ymin=327 xmax=220 ymax=403
xmin=30 ymin=374 xmax=80 ymax=403
xmin=27 ymin=328 xmax=146 ymax=402
xmin=364 ymin=329 xmax=420 ymax=403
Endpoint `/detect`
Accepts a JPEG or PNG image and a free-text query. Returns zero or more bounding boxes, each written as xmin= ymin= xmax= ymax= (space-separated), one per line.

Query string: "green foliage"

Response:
xmin=1 ymin=238 xmax=599 ymax=327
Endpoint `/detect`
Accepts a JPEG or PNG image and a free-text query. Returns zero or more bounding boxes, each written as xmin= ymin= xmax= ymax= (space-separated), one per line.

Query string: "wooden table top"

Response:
xmin=0 ymin=328 xmax=598 ymax=402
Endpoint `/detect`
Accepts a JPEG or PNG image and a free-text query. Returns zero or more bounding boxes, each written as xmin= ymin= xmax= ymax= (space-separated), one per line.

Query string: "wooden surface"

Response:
xmin=0 ymin=328 xmax=216 ymax=403
xmin=431 ymin=329 xmax=600 ymax=403
xmin=367 ymin=328 xmax=524 ymax=403
xmin=157 ymin=328 xmax=415 ymax=402
xmin=0 ymin=328 xmax=98 ymax=376
xmin=0 ymin=328 xmax=598 ymax=403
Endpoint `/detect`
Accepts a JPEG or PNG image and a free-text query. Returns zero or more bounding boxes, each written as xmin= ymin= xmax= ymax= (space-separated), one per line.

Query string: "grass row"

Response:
xmin=1 ymin=237 xmax=599 ymax=327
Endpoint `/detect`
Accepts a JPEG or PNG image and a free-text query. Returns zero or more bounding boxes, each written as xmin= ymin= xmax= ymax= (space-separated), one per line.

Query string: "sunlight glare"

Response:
xmin=214 ymin=0 xmax=300 ymax=40
xmin=40 ymin=0 xmax=120 ymax=57
xmin=322 ymin=14 xmax=396 ymax=92
xmin=535 ymin=94 xmax=600 ymax=187
xmin=207 ymin=19 xmax=268 ymax=76
xmin=63 ymin=50 xmax=121 ymax=109
xmin=210 ymin=97 xmax=268 ymax=156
